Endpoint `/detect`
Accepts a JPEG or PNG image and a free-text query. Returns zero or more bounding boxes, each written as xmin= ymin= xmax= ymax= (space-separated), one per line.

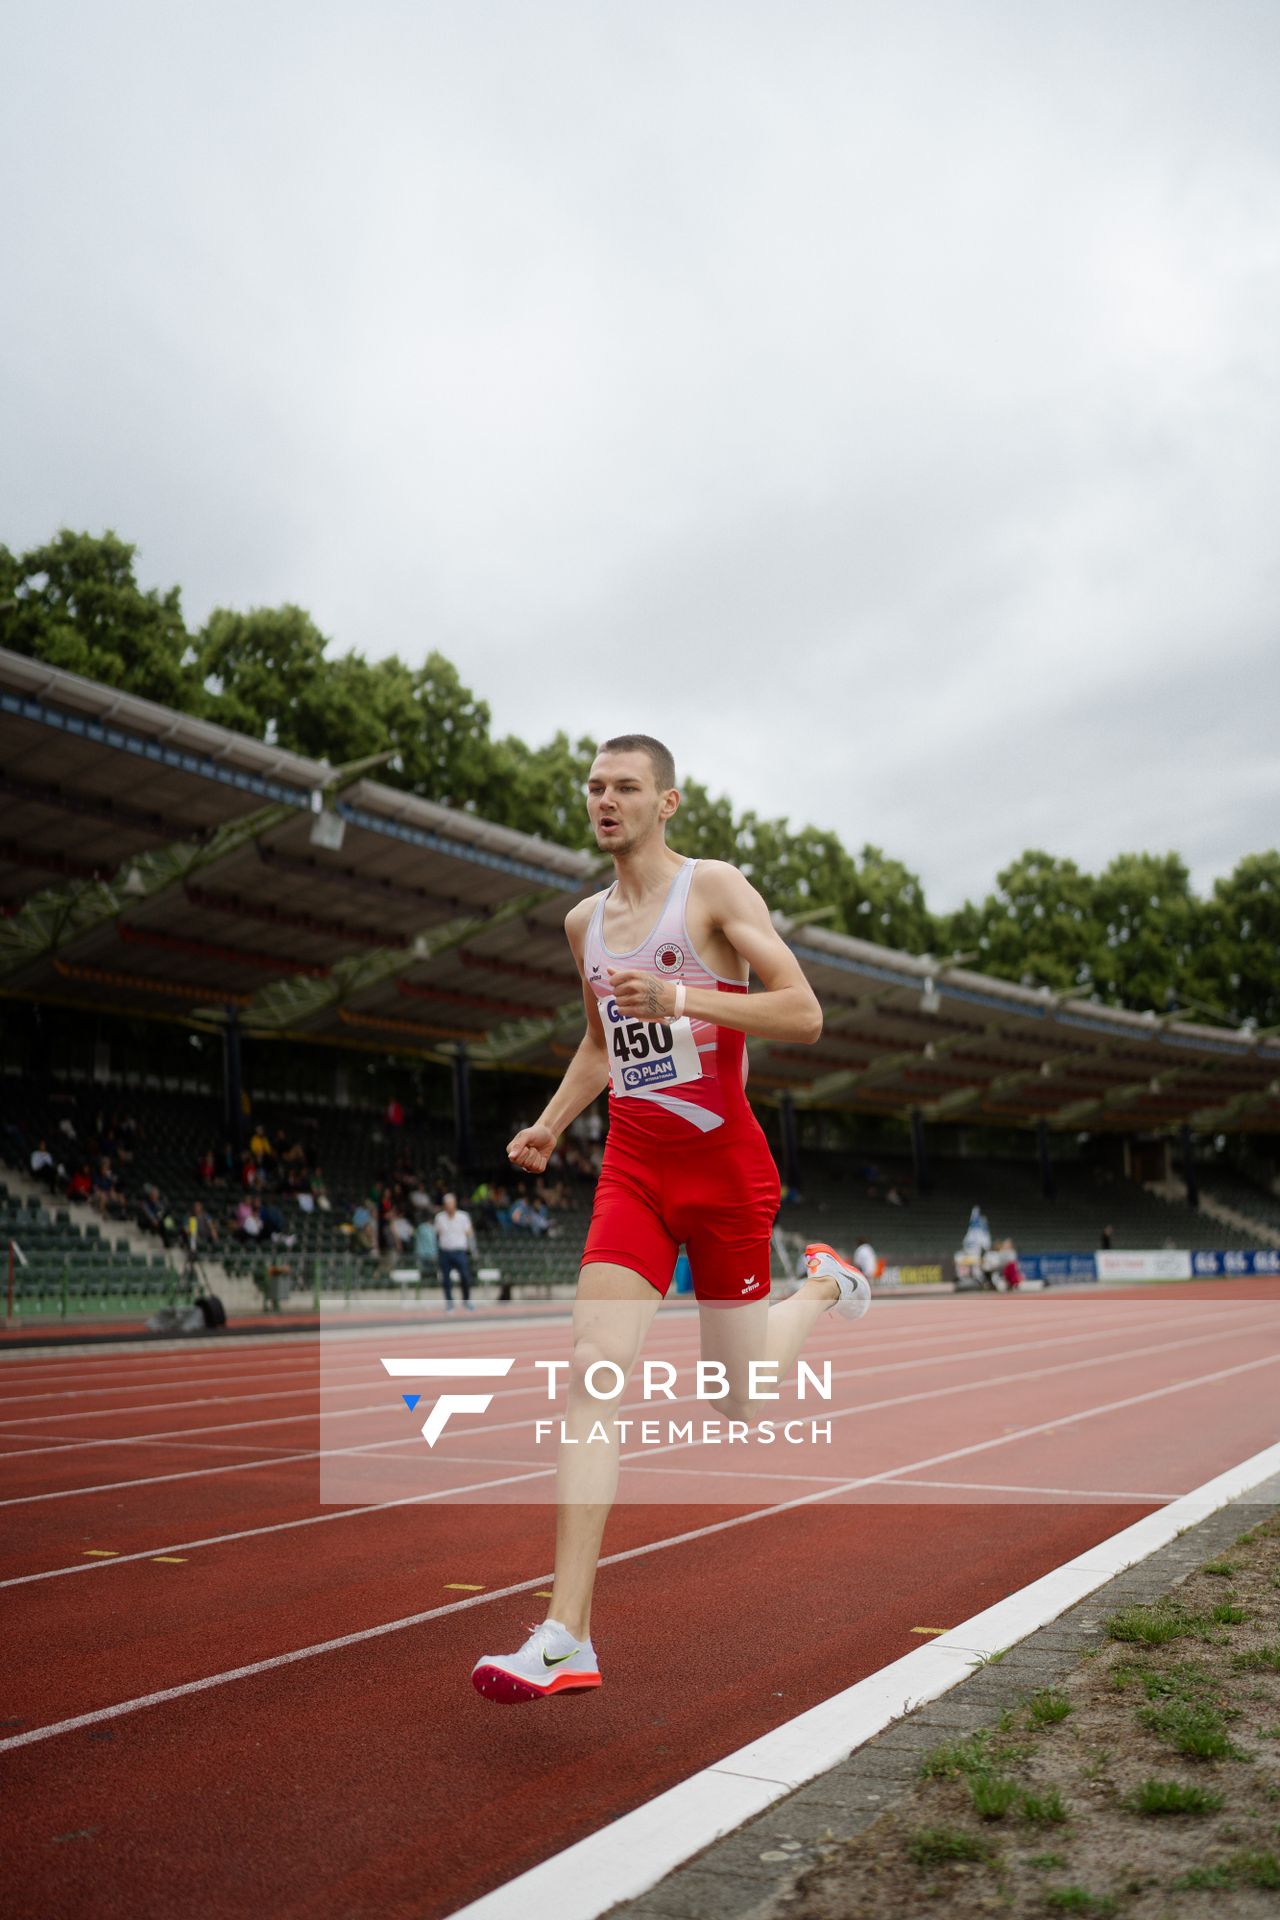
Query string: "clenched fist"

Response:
xmin=607 ymin=968 xmax=678 ymax=1020
xmin=507 ymin=1122 xmax=557 ymax=1174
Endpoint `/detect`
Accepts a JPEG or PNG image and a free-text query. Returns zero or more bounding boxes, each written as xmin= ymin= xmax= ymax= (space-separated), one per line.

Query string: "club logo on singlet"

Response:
xmin=654 ymin=943 xmax=684 ymax=973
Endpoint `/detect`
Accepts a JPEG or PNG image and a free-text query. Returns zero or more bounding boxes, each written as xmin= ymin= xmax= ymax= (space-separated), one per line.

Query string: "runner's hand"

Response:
xmin=607 ymin=969 xmax=677 ymax=1020
xmin=507 ymin=1123 xmax=557 ymax=1174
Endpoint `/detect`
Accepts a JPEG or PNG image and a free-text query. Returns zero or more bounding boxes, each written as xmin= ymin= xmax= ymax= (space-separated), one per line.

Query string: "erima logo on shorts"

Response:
xmin=380 ymin=1357 xmax=515 ymax=1446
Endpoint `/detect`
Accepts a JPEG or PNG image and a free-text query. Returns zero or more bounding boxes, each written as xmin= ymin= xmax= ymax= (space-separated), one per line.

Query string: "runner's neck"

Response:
xmin=609 ymin=843 xmax=686 ymax=911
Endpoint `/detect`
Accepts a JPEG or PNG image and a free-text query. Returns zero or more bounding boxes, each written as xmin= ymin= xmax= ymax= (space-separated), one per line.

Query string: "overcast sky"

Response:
xmin=4 ymin=1 xmax=1277 ymax=911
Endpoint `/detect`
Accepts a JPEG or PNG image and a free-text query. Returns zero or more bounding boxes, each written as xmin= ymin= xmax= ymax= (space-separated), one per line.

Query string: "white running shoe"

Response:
xmin=471 ymin=1619 xmax=601 ymax=1704
xmin=804 ymin=1242 xmax=872 ymax=1322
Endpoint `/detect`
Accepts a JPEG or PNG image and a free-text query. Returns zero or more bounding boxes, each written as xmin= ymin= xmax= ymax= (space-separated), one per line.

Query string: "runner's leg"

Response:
xmin=548 ymin=1260 xmax=661 ymax=1640
xmin=697 ymin=1271 xmax=839 ymax=1420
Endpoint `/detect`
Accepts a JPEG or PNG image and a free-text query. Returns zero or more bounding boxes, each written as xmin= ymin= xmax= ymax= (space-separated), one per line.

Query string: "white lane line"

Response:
xmin=0 ymin=1303 xmax=1258 ymax=1460
xmin=885 ymin=1477 xmax=1180 ymax=1501
xmin=443 ymin=1438 xmax=1280 ymax=1920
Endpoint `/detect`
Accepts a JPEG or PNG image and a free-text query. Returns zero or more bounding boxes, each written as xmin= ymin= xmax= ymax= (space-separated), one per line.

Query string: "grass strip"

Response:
xmin=905 ymin=1825 xmax=995 ymax=1867
xmin=1122 ymin=1777 xmax=1224 ymax=1816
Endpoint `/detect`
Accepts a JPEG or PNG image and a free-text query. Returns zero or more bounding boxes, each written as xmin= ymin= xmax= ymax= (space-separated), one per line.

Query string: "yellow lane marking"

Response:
xmin=83 ymin=1550 xmax=119 ymax=1558
xmin=151 ymin=1556 xmax=188 ymax=1564
xmin=910 ymin=1627 xmax=950 ymax=1636
xmin=444 ymin=1583 xmax=486 ymax=1592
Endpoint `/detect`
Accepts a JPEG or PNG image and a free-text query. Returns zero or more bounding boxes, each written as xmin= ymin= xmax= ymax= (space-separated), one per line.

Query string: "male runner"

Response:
xmin=471 ymin=735 xmax=872 ymax=1703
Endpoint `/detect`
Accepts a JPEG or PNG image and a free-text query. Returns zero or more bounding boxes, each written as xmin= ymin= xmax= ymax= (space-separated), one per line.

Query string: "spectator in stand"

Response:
xmin=434 ymin=1192 xmax=477 ymax=1310
xmin=236 ymin=1198 xmax=263 ymax=1242
xmin=389 ymin=1209 xmax=415 ymax=1261
xmin=249 ymin=1124 xmax=271 ymax=1162
xmin=414 ymin=1213 xmax=438 ymax=1272
xmin=185 ymin=1200 xmax=220 ymax=1254
xmin=66 ymin=1164 xmax=92 ymax=1204
xmin=510 ymin=1188 xmax=551 ymax=1236
xmin=995 ymin=1238 xmax=1024 ymax=1290
xmin=196 ymin=1147 xmax=219 ymax=1187
xmin=409 ymin=1177 xmax=433 ymax=1217
xmin=30 ymin=1140 xmax=55 ymax=1189
xmin=351 ymin=1200 xmax=377 ymax=1254
xmin=385 ymin=1097 xmax=405 ymax=1130
xmin=962 ymin=1205 xmax=992 ymax=1259
xmin=90 ymin=1157 xmax=117 ymax=1216
xmin=1099 ymin=1225 xmax=1114 ymax=1250
xmin=138 ymin=1185 xmax=175 ymax=1246
xmin=885 ymin=1184 xmax=907 ymax=1207
xmin=260 ymin=1198 xmax=292 ymax=1246
xmin=279 ymin=1130 xmax=305 ymax=1166
xmin=58 ymin=1115 xmax=78 ymax=1145
xmin=311 ymin=1169 xmax=331 ymax=1212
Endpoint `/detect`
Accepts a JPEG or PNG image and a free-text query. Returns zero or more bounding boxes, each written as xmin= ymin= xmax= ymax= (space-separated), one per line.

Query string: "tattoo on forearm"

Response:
xmin=644 ymin=979 xmax=664 ymax=1015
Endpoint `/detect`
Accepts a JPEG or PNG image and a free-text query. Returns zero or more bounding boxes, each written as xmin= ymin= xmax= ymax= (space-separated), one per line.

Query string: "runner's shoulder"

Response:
xmin=565 ymin=890 xmax=606 ymax=945
xmin=690 ymin=859 xmax=762 ymax=908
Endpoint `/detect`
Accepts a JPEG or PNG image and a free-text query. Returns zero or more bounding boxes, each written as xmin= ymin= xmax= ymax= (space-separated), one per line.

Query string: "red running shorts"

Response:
xmin=580 ymin=1119 xmax=781 ymax=1302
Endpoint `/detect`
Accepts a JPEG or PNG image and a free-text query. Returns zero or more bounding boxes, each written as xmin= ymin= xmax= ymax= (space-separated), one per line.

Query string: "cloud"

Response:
xmin=2 ymin=0 xmax=1277 ymax=912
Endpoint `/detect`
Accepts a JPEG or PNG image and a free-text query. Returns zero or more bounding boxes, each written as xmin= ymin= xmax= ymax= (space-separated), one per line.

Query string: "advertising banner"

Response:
xmin=878 ymin=1261 xmax=947 ymax=1287
xmin=1018 ymin=1253 xmax=1098 ymax=1285
xmin=1190 ymin=1249 xmax=1280 ymax=1277
xmin=1096 ymin=1249 xmax=1193 ymax=1281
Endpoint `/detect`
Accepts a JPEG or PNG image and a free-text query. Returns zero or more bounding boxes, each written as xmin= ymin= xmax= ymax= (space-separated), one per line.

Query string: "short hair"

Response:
xmin=596 ymin=734 xmax=677 ymax=792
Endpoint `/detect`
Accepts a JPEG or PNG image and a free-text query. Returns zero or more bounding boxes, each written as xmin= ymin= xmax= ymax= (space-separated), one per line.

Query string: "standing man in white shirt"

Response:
xmin=433 ymin=1192 xmax=478 ymax=1311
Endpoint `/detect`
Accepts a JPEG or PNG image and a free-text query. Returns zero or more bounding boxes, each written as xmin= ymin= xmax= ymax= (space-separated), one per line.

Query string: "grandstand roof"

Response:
xmin=2 ymin=646 xmax=1277 ymax=1133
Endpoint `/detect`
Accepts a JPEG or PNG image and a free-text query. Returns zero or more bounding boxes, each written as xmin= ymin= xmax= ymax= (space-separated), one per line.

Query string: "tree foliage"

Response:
xmin=4 ymin=529 xmax=1274 ymax=1027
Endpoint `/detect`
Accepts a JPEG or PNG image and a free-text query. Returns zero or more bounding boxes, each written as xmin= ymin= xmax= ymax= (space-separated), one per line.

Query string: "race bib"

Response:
xmin=599 ymin=996 xmax=703 ymax=1097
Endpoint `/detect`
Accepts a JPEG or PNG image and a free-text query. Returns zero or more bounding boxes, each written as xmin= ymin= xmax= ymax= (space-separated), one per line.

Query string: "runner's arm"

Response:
xmin=508 ymin=901 xmax=610 ymax=1171
xmin=607 ymin=864 xmax=822 ymax=1043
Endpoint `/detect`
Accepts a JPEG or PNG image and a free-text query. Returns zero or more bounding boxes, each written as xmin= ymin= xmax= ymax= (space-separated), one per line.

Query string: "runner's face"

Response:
xmin=587 ymin=753 xmax=668 ymax=854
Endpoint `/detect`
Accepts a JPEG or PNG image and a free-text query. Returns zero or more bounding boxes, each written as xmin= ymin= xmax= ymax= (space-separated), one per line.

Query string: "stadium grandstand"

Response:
xmin=2 ymin=642 xmax=1278 ymax=1323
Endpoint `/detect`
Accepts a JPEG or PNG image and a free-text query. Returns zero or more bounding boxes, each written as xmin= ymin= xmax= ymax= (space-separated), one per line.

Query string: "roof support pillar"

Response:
xmin=779 ymin=1090 xmax=801 ymax=1195
xmin=223 ymin=1006 xmax=244 ymax=1157
xmin=1037 ymin=1117 xmax=1055 ymax=1202
xmin=910 ymin=1107 xmax=931 ymax=1196
xmin=1180 ymin=1123 xmax=1199 ymax=1209
xmin=452 ymin=1045 xmax=473 ymax=1180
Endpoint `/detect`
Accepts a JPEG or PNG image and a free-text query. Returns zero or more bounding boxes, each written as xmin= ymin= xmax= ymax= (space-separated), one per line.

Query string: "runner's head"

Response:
xmin=588 ymin=736 xmax=679 ymax=856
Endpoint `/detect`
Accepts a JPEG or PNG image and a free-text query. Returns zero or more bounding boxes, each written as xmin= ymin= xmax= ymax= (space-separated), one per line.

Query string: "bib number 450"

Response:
xmin=612 ymin=1019 xmax=673 ymax=1064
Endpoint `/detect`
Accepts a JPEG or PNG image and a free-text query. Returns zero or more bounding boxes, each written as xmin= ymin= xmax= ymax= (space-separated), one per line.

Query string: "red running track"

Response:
xmin=1 ymin=1282 xmax=1278 ymax=1919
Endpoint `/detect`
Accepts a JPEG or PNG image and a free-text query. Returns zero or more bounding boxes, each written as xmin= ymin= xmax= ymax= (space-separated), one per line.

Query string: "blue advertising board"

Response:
xmin=1018 ymin=1253 xmax=1099 ymax=1285
xmin=1190 ymin=1249 xmax=1280 ymax=1277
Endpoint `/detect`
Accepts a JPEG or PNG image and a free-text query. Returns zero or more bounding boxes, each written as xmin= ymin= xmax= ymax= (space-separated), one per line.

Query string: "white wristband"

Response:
xmin=672 ymin=982 xmax=686 ymax=1019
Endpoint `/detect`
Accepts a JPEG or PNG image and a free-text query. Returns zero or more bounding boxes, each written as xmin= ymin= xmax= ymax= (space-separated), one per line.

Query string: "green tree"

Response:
xmin=669 ymin=777 xmax=743 ymax=864
xmin=488 ymin=731 xmax=597 ymax=848
xmin=1092 ymin=852 xmax=1200 ymax=1013
xmin=841 ymin=844 xmax=935 ymax=952
xmin=1192 ymin=852 xmax=1280 ymax=1028
xmin=941 ymin=851 xmax=1104 ymax=994
xmin=0 ymin=529 xmax=194 ymax=708
xmin=195 ymin=609 xmax=503 ymax=809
